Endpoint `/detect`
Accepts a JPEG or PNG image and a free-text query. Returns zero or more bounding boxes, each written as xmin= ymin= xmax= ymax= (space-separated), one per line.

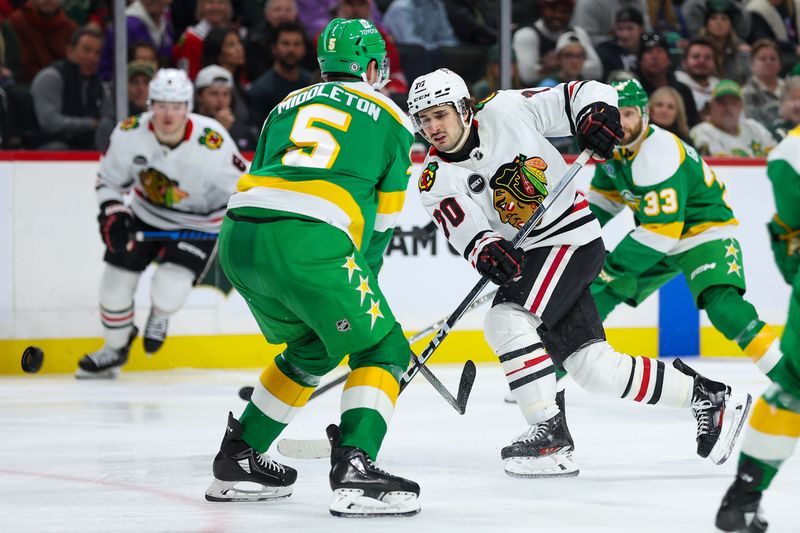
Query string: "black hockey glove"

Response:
xmin=98 ymin=201 xmax=132 ymax=253
xmin=476 ymin=239 xmax=525 ymax=286
xmin=576 ymin=102 xmax=623 ymax=161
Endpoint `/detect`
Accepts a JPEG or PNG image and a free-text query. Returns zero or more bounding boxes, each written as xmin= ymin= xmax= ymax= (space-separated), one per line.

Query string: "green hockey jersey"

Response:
xmin=228 ymin=81 xmax=415 ymax=272
xmin=767 ymin=125 xmax=800 ymax=231
xmin=589 ymin=125 xmax=738 ymax=274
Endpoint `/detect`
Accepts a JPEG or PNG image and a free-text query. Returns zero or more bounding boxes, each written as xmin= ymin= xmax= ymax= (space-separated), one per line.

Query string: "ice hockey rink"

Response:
xmin=1 ymin=360 xmax=797 ymax=533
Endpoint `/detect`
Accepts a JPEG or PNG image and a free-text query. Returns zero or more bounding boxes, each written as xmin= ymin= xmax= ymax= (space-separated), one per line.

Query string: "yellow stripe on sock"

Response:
xmin=259 ymin=363 xmax=315 ymax=407
xmin=749 ymin=398 xmax=800 ymax=438
xmin=744 ymin=326 xmax=778 ymax=360
xmin=344 ymin=366 xmax=400 ymax=405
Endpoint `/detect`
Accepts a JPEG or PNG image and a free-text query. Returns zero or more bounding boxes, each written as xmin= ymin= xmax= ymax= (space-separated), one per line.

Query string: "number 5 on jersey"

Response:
xmin=282 ymin=104 xmax=352 ymax=169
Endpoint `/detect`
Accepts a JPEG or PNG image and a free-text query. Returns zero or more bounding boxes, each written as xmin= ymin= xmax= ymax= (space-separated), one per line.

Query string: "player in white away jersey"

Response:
xmin=77 ymin=69 xmax=247 ymax=379
xmin=408 ymin=69 xmax=751 ymax=478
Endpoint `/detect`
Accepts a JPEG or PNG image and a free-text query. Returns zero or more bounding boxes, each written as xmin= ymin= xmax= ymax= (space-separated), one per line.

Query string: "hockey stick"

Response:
xmin=239 ymin=288 xmax=497 ymax=403
xmin=134 ymin=230 xmax=218 ymax=241
xmin=397 ymin=149 xmax=593 ymax=391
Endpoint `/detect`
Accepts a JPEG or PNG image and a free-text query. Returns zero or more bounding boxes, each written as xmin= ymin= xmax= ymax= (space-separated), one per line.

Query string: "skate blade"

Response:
xmin=204 ymin=478 xmax=292 ymax=502
xmin=329 ymin=488 xmax=420 ymax=517
xmin=503 ymin=452 xmax=580 ymax=479
xmin=709 ymin=393 xmax=753 ymax=466
xmin=74 ymin=367 xmax=121 ymax=380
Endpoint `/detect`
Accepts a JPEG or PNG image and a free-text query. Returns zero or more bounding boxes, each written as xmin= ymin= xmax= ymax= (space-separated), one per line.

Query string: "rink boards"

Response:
xmin=0 ymin=154 xmax=788 ymax=374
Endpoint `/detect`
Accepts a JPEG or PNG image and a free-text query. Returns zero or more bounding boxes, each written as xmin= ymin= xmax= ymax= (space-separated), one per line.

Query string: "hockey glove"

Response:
xmin=476 ymin=239 xmax=525 ymax=286
xmin=576 ymin=103 xmax=623 ymax=161
xmin=98 ymin=201 xmax=132 ymax=253
xmin=767 ymin=218 xmax=800 ymax=285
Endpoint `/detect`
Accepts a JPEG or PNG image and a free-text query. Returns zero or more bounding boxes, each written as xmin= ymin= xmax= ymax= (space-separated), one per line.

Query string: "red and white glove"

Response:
xmin=97 ymin=201 xmax=132 ymax=253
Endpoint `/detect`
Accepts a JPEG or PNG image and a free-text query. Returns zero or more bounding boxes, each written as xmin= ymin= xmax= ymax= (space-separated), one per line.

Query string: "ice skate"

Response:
xmin=327 ymin=424 xmax=420 ymax=517
xmin=75 ymin=326 xmax=138 ymax=379
xmin=501 ymin=409 xmax=578 ymax=478
xmin=673 ymin=359 xmax=752 ymax=465
xmin=143 ymin=311 xmax=168 ymax=355
xmin=205 ymin=412 xmax=296 ymax=502
xmin=716 ymin=464 xmax=768 ymax=533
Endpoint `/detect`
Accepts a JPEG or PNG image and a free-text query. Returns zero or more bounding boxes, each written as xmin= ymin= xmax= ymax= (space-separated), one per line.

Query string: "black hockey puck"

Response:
xmin=21 ymin=346 xmax=44 ymax=373
xmin=238 ymin=386 xmax=254 ymax=401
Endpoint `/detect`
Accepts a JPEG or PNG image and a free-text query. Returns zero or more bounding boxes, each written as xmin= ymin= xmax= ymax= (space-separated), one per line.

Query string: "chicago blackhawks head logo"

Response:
xmin=489 ymin=154 xmax=549 ymax=229
xmin=199 ymin=127 xmax=223 ymax=150
xmin=139 ymin=168 xmax=190 ymax=207
xmin=418 ymin=161 xmax=438 ymax=192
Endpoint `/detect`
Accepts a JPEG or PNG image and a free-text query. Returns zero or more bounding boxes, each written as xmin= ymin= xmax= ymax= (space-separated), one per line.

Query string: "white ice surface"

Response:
xmin=0 ymin=360 xmax=797 ymax=532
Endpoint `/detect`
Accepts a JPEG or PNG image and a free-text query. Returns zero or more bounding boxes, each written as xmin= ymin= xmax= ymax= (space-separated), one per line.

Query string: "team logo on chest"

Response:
xmin=139 ymin=168 xmax=190 ymax=207
xmin=489 ymin=154 xmax=549 ymax=229
xmin=418 ymin=162 xmax=438 ymax=192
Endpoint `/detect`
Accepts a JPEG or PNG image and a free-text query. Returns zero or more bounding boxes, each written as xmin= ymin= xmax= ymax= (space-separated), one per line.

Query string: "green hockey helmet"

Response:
xmin=317 ymin=18 xmax=389 ymax=88
xmin=612 ymin=78 xmax=649 ymax=116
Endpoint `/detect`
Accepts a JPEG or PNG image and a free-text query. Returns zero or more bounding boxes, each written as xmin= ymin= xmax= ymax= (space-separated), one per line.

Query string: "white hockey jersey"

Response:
xmin=417 ymin=81 xmax=616 ymax=267
xmin=96 ymin=112 xmax=248 ymax=232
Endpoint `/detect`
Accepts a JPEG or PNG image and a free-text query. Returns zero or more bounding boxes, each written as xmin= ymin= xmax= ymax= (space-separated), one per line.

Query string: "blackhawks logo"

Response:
xmin=120 ymin=115 xmax=140 ymax=131
xmin=489 ymin=154 xmax=549 ymax=229
xmin=199 ymin=127 xmax=223 ymax=150
xmin=139 ymin=168 xmax=190 ymax=207
xmin=418 ymin=161 xmax=438 ymax=192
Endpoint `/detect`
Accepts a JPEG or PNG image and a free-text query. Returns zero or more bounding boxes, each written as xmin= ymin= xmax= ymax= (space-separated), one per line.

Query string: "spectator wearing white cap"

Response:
xmin=195 ymin=65 xmax=257 ymax=151
xmin=539 ymin=31 xmax=587 ymax=86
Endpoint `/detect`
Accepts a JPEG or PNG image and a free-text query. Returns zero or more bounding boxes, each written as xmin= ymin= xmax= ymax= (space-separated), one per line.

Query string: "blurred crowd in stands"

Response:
xmin=1 ymin=0 xmax=799 ymax=157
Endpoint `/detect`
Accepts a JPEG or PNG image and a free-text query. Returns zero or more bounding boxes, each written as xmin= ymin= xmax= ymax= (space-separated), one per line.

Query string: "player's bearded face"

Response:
xmin=417 ymin=105 xmax=466 ymax=152
xmin=620 ymin=106 xmax=644 ymax=145
xmin=151 ymin=101 xmax=189 ymax=138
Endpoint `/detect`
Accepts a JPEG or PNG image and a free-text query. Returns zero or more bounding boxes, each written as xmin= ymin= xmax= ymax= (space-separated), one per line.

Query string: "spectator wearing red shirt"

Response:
xmin=173 ymin=0 xmax=232 ymax=80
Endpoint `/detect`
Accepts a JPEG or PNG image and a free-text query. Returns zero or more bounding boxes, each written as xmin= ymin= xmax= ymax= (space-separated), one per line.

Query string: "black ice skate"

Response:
xmin=673 ymin=358 xmax=752 ymax=465
xmin=501 ymin=409 xmax=579 ymax=478
xmin=75 ymin=326 xmax=138 ymax=379
xmin=327 ymin=424 xmax=420 ymax=517
xmin=205 ymin=412 xmax=296 ymax=502
xmin=143 ymin=311 xmax=168 ymax=355
xmin=716 ymin=460 xmax=768 ymax=532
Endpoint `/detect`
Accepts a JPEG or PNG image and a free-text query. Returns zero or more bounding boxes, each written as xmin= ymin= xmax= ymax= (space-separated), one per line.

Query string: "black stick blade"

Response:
xmin=456 ymin=360 xmax=477 ymax=414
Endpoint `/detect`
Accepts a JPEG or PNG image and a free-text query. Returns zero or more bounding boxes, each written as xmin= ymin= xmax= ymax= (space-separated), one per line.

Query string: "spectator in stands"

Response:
xmin=471 ymin=44 xmax=519 ymax=100
xmin=571 ymin=0 xmax=651 ymax=44
xmin=31 ymin=27 xmax=104 ymax=150
xmin=195 ymin=64 xmax=257 ymax=151
xmin=100 ymin=0 xmax=174 ymax=81
xmin=332 ymin=0 xmax=408 ymax=102
xmin=636 ymin=31 xmax=700 ymax=126
xmin=294 ymin=0 xmax=384 ymax=37
xmin=539 ymin=32 xmax=587 ymax=87
xmin=682 ymin=0 xmax=750 ymax=41
xmin=64 ymin=0 xmax=109 ymax=30
xmin=675 ymin=37 xmax=720 ymax=116
xmin=173 ymin=0 xmax=232 ymax=80
xmin=699 ymin=0 xmax=750 ymax=84
xmin=649 ymin=85 xmax=692 ymax=143
xmin=743 ymin=39 xmax=785 ymax=128
xmin=130 ymin=41 xmax=159 ymax=65
xmin=202 ymin=27 xmax=250 ymax=126
xmin=384 ymin=0 xmax=458 ymax=51
xmin=2 ymin=0 xmax=77 ymax=84
xmin=247 ymin=21 xmax=310 ymax=128
xmin=690 ymin=79 xmax=777 ymax=156
xmin=746 ymin=0 xmax=800 ymax=57
xmin=596 ymin=7 xmax=645 ymax=82
xmin=443 ymin=0 xmax=497 ymax=45
xmin=95 ymin=60 xmax=155 ymax=150
xmin=244 ymin=0 xmax=317 ymax=81
xmin=513 ymin=0 xmax=601 ymax=85
xmin=647 ymin=0 xmax=685 ymax=36
xmin=771 ymin=76 xmax=800 ymax=140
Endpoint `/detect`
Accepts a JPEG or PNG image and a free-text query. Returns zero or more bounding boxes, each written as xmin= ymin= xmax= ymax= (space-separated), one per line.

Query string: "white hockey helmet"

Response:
xmin=407 ymin=68 xmax=472 ymax=133
xmin=148 ymin=68 xmax=194 ymax=112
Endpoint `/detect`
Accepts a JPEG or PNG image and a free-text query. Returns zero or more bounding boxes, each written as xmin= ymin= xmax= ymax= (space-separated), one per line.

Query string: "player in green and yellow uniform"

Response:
xmin=205 ymin=18 xmax=421 ymax=517
xmin=588 ymin=79 xmax=784 ymax=378
xmin=715 ymin=126 xmax=800 ymax=532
